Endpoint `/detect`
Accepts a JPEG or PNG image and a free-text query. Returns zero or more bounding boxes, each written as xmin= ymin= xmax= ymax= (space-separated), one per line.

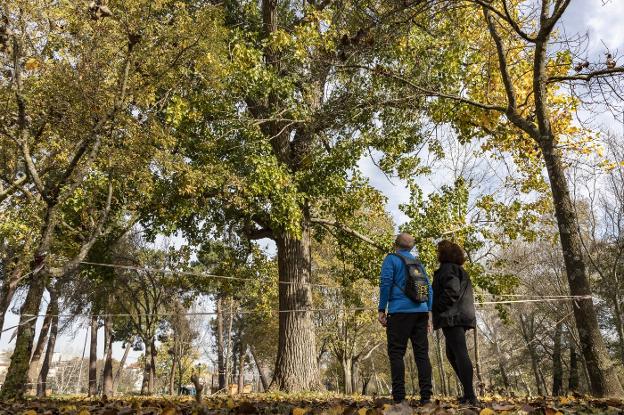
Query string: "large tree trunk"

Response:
xmin=36 ymin=289 xmax=58 ymax=398
xmin=102 ymin=315 xmax=114 ymax=397
xmin=216 ymin=296 xmax=226 ymax=390
xmin=272 ymin=225 xmax=320 ymax=391
xmin=27 ymin=287 xmax=56 ymax=393
xmin=113 ymin=340 xmax=131 ymax=394
xmin=552 ymin=322 xmax=563 ymax=396
xmin=540 ymin=139 xmax=624 ymax=397
xmin=88 ymin=314 xmax=98 ymax=396
xmin=249 ymin=346 xmax=270 ymax=392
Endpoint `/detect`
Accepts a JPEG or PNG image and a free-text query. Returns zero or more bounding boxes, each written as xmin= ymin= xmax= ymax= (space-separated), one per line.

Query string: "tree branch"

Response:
xmin=467 ymin=0 xmax=536 ymax=42
xmin=246 ymin=227 xmax=275 ymax=240
xmin=548 ymin=67 xmax=624 ymax=83
xmin=483 ymin=8 xmax=540 ymax=139
xmin=310 ymin=218 xmax=388 ymax=252
xmin=335 ymin=64 xmax=507 ymax=112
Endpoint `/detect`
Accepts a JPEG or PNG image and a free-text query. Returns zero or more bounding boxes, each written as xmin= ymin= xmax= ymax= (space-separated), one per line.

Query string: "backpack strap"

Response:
xmin=390 ymin=252 xmax=423 ymax=269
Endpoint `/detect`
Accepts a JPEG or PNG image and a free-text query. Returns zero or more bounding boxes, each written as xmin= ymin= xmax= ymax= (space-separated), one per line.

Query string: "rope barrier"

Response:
xmin=79 ymin=261 xmax=595 ymax=300
xmin=13 ymin=295 xmax=592 ymax=320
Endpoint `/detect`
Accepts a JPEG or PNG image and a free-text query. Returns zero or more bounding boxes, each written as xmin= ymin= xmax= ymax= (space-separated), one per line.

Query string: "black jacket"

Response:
xmin=432 ymin=262 xmax=476 ymax=330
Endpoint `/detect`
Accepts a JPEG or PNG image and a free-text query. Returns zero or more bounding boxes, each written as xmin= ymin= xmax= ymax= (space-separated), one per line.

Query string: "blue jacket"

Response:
xmin=378 ymin=249 xmax=433 ymax=313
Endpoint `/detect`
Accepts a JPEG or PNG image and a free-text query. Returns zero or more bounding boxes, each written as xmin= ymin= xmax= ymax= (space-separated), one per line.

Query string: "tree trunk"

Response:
xmin=36 ymin=289 xmax=58 ymax=398
xmin=341 ymin=357 xmax=353 ymax=394
xmin=569 ymin=344 xmax=579 ymax=392
xmin=520 ymin=315 xmax=544 ymax=396
xmin=493 ymin=339 xmax=510 ymax=393
xmin=473 ymin=327 xmax=483 ymax=396
xmin=611 ymin=290 xmax=624 ymax=364
xmin=27 ymin=287 xmax=56 ymax=393
xmin=0 ymin=268 xmax=20 ymax=341
xmin=528 ymin=344 xmax=544 ymax=396
xmin=238 ymin=344 xmax=245 ymax=394
xmin=102 ymin=315 xmax=113 ymax=397
xmin=435 ymin=330 xmax=448 ymax=396
xmin=88 ymin=314 xmax=98 ymax=396
xmin=351 ymin=359 xmax=360 ymax=395
xmin=169 ymin=354 xmax=177 ymax=395
xmin=216 ymin=296 xmax=226 ymax=390
xmin=149 ymin=338 xmax=157 ymax=393
xmin=225 ymin=298 xmax=234 ymax=386
xmin=0 ymin=274 xmax=46 ymax=399
xmin=540 ymin=139 xmax=624 ymax=397
xmin=361 ymin=373 xmax=371 ymax=395
xmin=272 ymin=225 xmax=319 ymax=391
xmin=552 ymin=322 xmax=563 ymax=396
xmin=113 ymin=340 xmax=131 ymax=394
xmin=141 ymin=339 xmax=152 ymax=395
xmin=249 ymin=346 xmax=270 ymax=392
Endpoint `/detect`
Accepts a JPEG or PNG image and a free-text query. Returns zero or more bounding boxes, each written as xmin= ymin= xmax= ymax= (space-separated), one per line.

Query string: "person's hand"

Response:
xmin=378 ymin=311 xmax=387 ymax=327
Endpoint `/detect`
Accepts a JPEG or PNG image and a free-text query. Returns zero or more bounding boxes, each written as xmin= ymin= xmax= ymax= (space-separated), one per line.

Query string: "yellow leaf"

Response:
xmin=24 ymin=58 xmax=41 ymax=71
xmin=226 ymin=398 xmax=235 ymax=409
xmin=78 ymin=411 xmax=90 ymax=415
xmin=479 ymin=409 xmax=497 ymax=415
xmin=292 ymin=407 xmax=307 ymax=415
xmin=22 ymin=411 xmax=37 ymax=415
xmin=162 ymin=406 xmax=177 ymax=415
xmin=358 ymin=408 xmax=368 ymax=415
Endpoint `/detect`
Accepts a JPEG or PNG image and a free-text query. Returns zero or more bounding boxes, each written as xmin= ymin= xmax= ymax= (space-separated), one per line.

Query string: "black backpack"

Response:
xmin=390 ymin=253 xmax=430 ymax=304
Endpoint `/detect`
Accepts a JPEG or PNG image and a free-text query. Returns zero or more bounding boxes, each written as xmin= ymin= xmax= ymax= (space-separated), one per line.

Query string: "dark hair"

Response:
xmin=437 ymin=240 xmax=466 ymax=266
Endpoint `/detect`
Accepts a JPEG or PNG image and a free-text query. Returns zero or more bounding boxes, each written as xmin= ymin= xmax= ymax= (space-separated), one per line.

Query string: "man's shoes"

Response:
xmin=458 ymin=396 xmax=480 ymax=407
xmin=384 ymin=400 xmax=412 ymax=415
xmin=419 ymin=398 xmax=432 ymax=405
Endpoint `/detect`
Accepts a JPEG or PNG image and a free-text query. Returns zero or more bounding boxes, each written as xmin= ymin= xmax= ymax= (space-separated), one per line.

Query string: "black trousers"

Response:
xmin=442 ymin=326 xmax=476 ymax=399
xmin=386 ymin=313 xmax=432 ymax=402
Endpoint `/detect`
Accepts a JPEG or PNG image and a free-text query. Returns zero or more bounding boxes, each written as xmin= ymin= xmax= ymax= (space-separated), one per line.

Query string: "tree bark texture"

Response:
xmin=272 ymin=225 xmax=320 ymax=391
xmin=102 ymin=315 xmax=114 ymax=397
xmin=541 ymin=138 xmax=624 ymax=397
xmin=36 ymin=289 xmax=58 ymax=397
xmin=88 ymin=314 xmax=98 ymax=396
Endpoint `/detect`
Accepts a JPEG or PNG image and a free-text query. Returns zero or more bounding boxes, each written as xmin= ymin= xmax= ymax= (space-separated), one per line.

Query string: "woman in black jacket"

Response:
xmin=432 ymin=240 xmax=477 ymax=405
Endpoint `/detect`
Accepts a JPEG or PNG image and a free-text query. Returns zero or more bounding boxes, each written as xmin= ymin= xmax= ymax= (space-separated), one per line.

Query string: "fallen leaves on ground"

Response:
xmin=0 ymin=394 xmax=621 ymax=415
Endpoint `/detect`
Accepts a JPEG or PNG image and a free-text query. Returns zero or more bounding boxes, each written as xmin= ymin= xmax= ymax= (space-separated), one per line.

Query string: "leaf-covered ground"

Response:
xmin=1 ymin=394 xmax=622 ymax=415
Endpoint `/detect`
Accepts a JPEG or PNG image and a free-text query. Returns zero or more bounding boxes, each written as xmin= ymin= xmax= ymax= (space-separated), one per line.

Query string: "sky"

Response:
xmin=2 ymin=0 xmax=624 ymax=370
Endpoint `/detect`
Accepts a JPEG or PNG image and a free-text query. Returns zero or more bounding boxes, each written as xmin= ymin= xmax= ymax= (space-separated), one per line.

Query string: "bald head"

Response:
xmin=395 ymin=233 xmax=415 ymax=251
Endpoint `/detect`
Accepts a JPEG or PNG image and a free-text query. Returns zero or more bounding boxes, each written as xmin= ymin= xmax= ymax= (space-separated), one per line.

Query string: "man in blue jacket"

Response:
xmin=378 ymin=233 xmax=433 ymax=405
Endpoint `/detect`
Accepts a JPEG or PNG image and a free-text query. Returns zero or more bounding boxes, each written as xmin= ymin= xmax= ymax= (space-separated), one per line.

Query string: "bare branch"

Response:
xmin=548 ymin=67 xmax=624 ymax=83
